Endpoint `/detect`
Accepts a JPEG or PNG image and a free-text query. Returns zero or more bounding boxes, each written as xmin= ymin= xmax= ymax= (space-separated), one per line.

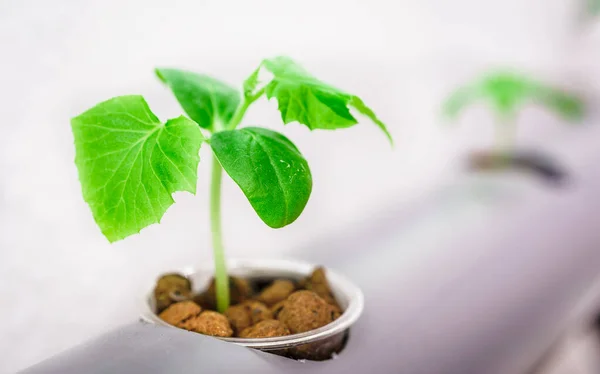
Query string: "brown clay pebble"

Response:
xmin=224 ymin=304 xmax=251 ymax=334
xmin=303 ymin=267 xmax=342 ymax=312
xmin=270 ymin=300 xmax=286 ymax=319
xmin=156 ymin=273 xmax=192 ymax=290
xmin=158 ymin=301 xmax=202 ymax=326
xmin=180 ymin=311 xmax=233 ymax=337
xmin=277 ymin=290 xmax=337 ymax=334
xmin=154 ymin=273 xmax=193 ymax=313
xmin=196 ymin=276 xmax=252 ymax=310
xmin=239 ymin=320 xmax=291 ymax=338
xmin=257 ymin=280 xmax=295 ymax=306
xmin=225 ymin=301 xmax=272 ymax=335
xmin=245 ymin=300 xmax=273 ymax=323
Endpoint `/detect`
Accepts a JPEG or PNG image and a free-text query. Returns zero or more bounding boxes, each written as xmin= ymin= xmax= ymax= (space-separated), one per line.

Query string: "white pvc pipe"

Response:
xmin=298 ymin=124 xmax=600 ymax=374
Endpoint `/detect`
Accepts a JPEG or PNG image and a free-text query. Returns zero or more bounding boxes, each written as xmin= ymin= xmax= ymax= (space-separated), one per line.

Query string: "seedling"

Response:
xmin=442 ymin=70 xmax=584 ymax=153
xmin=71 ymin=56 xmax=391 ymax=313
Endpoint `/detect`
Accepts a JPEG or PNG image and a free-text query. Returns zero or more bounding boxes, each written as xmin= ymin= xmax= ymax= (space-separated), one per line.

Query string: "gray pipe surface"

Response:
xmin=21 ymin=126 xmax=600 ymax=374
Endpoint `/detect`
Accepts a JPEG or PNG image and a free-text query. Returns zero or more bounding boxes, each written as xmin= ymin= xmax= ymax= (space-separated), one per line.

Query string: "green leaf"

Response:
xmin=535 ymin=87 xmax=585 ymax=122
xmin=243 ymin=66 xmax=261 ymax=98
xmin=441 ymin=85 xmax=482 ymax=121
xmin=349 ymin=96 xmax=393 ymax=142
xmin=210 ymin=127 xmax=312 ymax=228
xmin=480 ymin=72 xmax=537 ymax=116
xmin=155 ymin=68 xmax=240 ymax=130
xmin=71 ymin=95 xmax=204 ymax=242
xmin=259 ymin=56 xmax=392 ymax=143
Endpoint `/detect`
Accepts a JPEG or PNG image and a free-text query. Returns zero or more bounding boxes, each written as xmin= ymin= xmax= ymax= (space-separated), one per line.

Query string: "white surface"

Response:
xmin=1 ymin=0 xmax=600 ymax=373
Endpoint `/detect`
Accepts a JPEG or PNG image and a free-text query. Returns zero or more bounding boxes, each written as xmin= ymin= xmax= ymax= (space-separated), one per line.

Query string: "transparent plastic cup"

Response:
xmin=141 ymin=258 xmax=364 ymax=361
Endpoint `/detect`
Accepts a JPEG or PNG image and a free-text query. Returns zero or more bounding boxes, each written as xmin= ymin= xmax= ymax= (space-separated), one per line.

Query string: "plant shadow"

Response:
xmin=466 ymin=149 xmax=571 ymax=188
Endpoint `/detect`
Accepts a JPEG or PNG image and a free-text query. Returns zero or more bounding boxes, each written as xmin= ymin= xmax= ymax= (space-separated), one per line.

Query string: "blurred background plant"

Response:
xmin=442 ymin=71 xmax=585 ymax=153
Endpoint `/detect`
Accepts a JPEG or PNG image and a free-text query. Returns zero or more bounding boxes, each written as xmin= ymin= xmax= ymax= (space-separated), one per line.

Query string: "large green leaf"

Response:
xmin=210 ymin=127 xmax=312 ymax=228
xmin=260 ymin=56 xmax=392 ymax=143
xmin=71 ymin=95 xmax=204 ymax=242
xmin=156 ymin=68 xmax=241 ymax=130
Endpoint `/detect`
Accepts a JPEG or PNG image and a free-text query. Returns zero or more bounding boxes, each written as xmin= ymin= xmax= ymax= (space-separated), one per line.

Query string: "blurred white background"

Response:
xmin=1 ymin=0 xmax=599 ymax=372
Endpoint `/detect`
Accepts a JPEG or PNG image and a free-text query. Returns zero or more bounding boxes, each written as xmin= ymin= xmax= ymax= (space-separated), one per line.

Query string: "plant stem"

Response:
xmin=209 ymin=88 xmax=265 ymax=313
xmin=210 ymin=151 xmax=229 ymax=313
xmin=226 ymin=87 xmax=266 ymax=131
xmin=494 ymin=114 xmax=516 ymax=166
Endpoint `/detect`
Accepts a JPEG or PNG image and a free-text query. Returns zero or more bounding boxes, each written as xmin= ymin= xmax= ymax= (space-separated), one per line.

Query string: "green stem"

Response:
xmin=494 ymin=114 xmax=516 ymax=166
xmin=209 ymin=88 xmax=265 ymax=313
xmin=210 ymin=152 xmax=229 ymax=313
xmin=226 ymin=88 xmax=265 ymax=131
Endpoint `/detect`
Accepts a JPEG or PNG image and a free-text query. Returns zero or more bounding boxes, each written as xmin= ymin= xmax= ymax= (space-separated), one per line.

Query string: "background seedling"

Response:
xmin=442 ymin=70 xmax=585 ymax=154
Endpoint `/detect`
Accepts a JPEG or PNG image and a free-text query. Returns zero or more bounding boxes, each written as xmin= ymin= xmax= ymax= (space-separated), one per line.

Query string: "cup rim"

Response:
xmin=140 ymin=258 xmax=364 ymax=349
